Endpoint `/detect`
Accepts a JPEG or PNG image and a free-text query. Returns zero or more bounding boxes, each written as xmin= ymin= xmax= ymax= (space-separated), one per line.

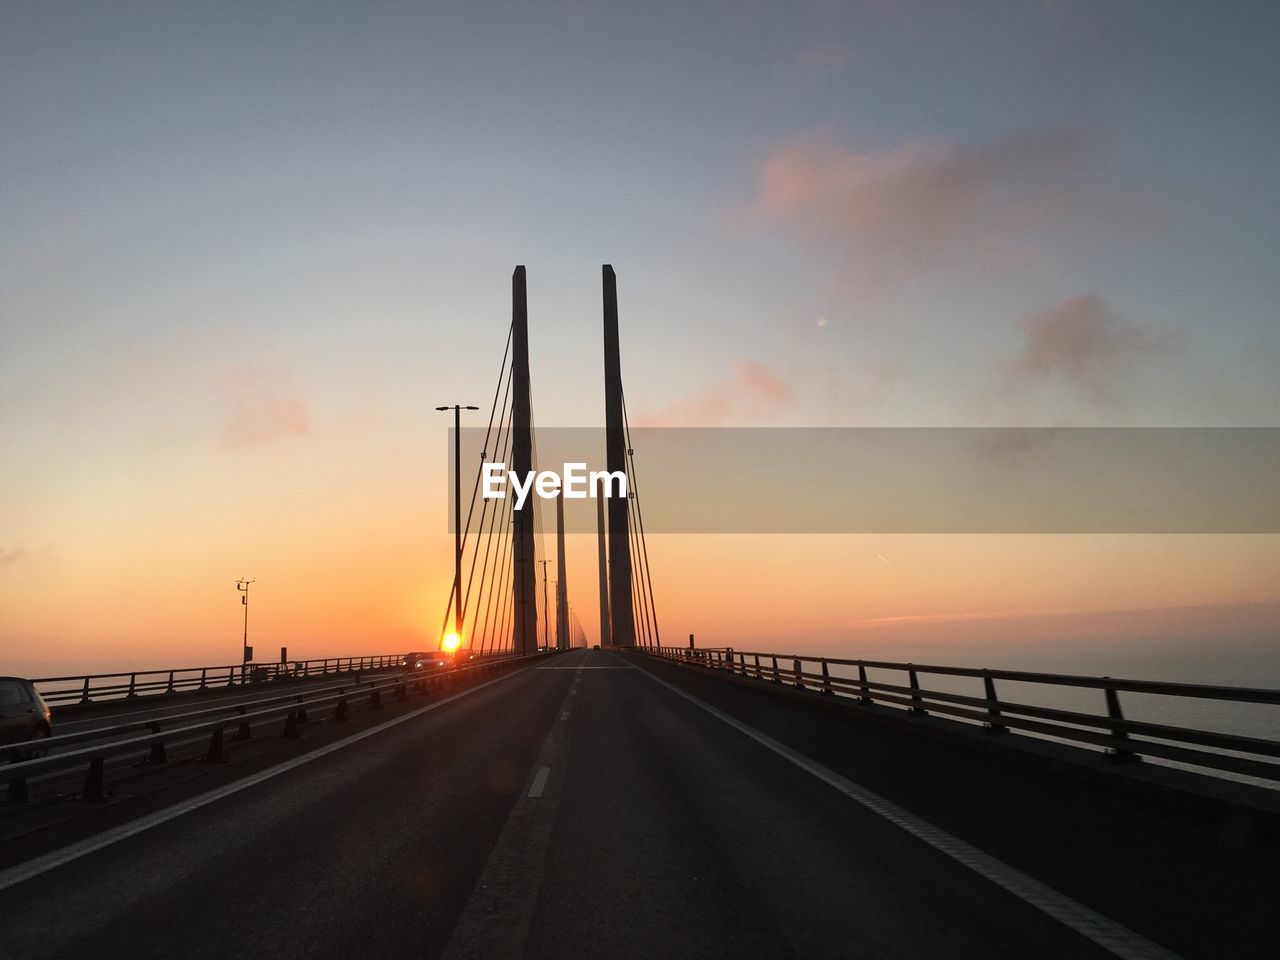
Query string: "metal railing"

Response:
xmin=643 ymin=646 xmax=1280 ymax=784
xmin=33 ymin=654 xmax=415 ymax=706
xmin=3 ymin=651 xmax=546 ymax=804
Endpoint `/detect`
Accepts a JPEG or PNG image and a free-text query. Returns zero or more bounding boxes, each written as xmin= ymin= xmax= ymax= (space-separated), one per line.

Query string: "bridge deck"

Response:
xmin=1 ymin=649 xmax=1271 ymax=959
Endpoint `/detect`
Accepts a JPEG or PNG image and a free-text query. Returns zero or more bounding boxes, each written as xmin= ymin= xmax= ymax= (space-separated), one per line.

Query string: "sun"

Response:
xmin=441 ymin=632 xmax=461 ymax=652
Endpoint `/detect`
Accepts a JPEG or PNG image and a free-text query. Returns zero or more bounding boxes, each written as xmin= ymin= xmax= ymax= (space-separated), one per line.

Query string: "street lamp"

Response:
xmin=538 ymin=559 xmax=551 ymax=649
xmin=236 ymin=578 xmax=256 ymax=673
xmin=550 ymin=580 xmax=559 ymax=651
xmin=436 ymin=404 xmax=479 ymax=647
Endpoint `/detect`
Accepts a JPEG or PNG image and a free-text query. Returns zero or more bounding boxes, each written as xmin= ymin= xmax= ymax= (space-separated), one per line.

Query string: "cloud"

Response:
xmin=1004 ymin=294 xmax=1171 ymax=403
xmin=0 ymin=545 xmax=28 ymax=568
xmin=859 ymin=610 xmax=1023 ymax=626
xmin=972 ymin=427 xmax=1060 ymax=465
xmin=633 ymin=360 xmax=793 ymax=427
xmin=749 ymin=129 xmax=1096 ymax=271
xmin=54 ymin=333 xmax=316 ymax=452
xmin=216 ymin=367 xmax=311 ymax=447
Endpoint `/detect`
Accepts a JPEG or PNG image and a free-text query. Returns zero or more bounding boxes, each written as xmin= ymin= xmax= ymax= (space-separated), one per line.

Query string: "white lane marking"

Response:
xmin=442 ymin=666 xmax=582 ymax=959
xmin=633 ymin=661 xmax=1184 ymax=960
xmin=528 ymin=765 xmax=551 ymax=798
xmin=0 ymin=666 xmax=538 ymax=894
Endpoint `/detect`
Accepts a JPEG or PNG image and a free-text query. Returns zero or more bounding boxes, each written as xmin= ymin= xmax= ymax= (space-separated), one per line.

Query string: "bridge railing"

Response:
xmin=3 ymin=651 xmax=545 ymax=804
xmin=644 ymin=646 xmax=1280 ymax=785
xmin=32 ymin=654 xmax=415 ymax=706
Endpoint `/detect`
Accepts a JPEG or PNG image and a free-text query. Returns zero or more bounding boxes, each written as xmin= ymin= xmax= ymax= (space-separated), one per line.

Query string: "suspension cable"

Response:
xmin=621 ymin=387 xmax=661 ymax=648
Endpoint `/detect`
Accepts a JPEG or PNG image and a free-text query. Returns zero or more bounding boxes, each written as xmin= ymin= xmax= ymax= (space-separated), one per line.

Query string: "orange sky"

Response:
xmin=4 ymin=6 xmax=1279 ymax=680
xmin=5 ymin=473 xmax=1278 ymax=677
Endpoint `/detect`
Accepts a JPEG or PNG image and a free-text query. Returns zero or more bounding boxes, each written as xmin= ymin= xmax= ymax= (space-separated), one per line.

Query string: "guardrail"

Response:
xmin=33 ymin=654 xmax=412 ymax=706
xmin=3 ymin=652 xmax=546 ymax=804
xmin=643 ymin=646 xmax=1280 ymax=784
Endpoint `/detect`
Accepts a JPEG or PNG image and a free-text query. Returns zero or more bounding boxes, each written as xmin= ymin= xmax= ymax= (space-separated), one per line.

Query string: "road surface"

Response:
xmin=0 ymin=649 xmax=1173 ymax=959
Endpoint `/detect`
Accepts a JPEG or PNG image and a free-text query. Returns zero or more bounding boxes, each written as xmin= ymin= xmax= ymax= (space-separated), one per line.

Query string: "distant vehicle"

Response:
xmin=592 ymin=644 xmax=600 ymax=650
xmin=0 ymin=677 xmax=52 ymax=757
xmin=403 ymin=650 xmax=455 ymax=672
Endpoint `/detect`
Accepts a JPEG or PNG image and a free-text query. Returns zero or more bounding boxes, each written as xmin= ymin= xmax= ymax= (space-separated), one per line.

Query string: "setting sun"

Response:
xmin=441 ymin=632 xmax=461 ymax=652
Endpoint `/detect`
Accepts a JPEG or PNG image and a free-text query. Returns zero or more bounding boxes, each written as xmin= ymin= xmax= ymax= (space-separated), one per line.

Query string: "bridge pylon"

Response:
xmin=511 ymin=266 xmax=539 ymax=655
xmin=602 ymin=265 xmax=635 ymax=647
xmin=595 ymin=476 xmax=612 ymax=647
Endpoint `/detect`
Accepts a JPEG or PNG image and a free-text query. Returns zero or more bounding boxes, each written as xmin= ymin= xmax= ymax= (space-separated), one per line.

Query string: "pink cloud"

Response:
xmin=633 ymin=360 xmax=793 ymax=427
xmin=1004 ymin=293 xmax=1171 ymax=403
xmin=216 ymin=367 xmax=311 ymax=447
xmin=750 ymin=129 xmax=1093 ymax=270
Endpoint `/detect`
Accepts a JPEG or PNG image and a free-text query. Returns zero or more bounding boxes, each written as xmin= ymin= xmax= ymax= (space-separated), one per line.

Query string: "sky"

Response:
xmin=2 ymin=2 xmax=1278 ymax=677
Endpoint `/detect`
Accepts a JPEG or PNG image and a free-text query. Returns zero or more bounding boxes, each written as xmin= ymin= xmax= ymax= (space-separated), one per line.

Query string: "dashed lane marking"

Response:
xmin=528 ymin=765 xmax=551 ymax=798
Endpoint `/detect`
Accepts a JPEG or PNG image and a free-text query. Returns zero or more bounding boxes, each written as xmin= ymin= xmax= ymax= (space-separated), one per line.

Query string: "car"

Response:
xmin=0 ymin=676 xmax=53 ymax=758
xmin=403 ymin=650 xmax=455 ymax=673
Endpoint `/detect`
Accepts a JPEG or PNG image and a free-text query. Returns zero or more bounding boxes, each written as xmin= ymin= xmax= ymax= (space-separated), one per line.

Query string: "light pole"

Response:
xmin=538 ymin=559 xmax=551 ymax=649
xmin=236 ymin=578 xmax=256 ymax=675
xmin=550 ymin=581 xmax=558 ymax=651
xmin=436 ymin=404 xmax=478 ymax=648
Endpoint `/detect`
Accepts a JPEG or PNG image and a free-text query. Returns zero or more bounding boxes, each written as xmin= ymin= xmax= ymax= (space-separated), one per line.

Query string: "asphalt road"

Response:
xmin=1 ymin=649 xmax=1163 ymax=959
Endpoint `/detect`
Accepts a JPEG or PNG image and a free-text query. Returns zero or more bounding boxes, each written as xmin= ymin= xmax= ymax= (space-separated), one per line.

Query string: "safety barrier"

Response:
xmin=642 ymin=646 xmax=1280 ymax=784
xmin=31 ymin=654 xmax=413 ymax=706
xmin=3 ymin=652 xmax=545 ymax=803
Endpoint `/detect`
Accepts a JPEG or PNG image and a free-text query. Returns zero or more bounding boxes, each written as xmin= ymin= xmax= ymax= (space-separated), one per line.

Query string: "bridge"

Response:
xmin=3 ymin=268 xmax=1278 ymax=960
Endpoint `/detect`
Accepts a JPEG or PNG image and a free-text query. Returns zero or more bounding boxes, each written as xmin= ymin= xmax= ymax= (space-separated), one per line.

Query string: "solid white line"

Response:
xmin=632 ymin=660 xmax=1184 ymax=960
xmin=0 ymin=666 xmax=535 ymax=894
xmin=528 ymin=765 xmax=551 ymax=798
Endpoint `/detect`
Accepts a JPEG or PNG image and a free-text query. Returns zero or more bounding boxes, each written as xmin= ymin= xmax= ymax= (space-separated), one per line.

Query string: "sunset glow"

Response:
xmin=0 ymin=3 xmax=1275 ymax=683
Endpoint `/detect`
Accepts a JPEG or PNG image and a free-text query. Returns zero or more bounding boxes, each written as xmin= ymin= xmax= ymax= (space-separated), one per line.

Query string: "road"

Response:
xmin=1 ymin=649 xmax=1163 ymax=959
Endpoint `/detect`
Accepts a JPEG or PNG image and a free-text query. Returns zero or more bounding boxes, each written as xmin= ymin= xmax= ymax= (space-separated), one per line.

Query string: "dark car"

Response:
xmin=0 ymin=677 xmax=52 ymax=756
xmin=403 ymin=650 xmax=455 ymax=673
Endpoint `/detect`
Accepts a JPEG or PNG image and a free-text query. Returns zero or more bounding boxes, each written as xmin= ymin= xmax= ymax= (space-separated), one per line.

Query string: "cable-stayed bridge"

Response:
xmin=432 ymin=266 xmax=659 ymax=660
xmin=2 ymin=267 xmax=1278 ymax=960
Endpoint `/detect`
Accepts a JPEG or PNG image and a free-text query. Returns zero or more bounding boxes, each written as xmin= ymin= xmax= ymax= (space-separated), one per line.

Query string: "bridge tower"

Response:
xmin=511 ymin=266 xmax=539 ymax=655
xmin=602 ymin=265 xmax=635 ymax=646
xmin=595 ymin=478 xmax=612 ymax=647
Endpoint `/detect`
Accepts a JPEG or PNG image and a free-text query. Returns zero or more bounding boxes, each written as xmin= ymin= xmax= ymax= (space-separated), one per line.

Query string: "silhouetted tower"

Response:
xmin=602 ymin=265 xmax=635 ymax=646
xmin=511 ymin=266 xmax=539 ymax=655
xmin=555 ymin=490 xmax=569 ymax=649
xmin=595 ymin=476 xmax=612 ymax=647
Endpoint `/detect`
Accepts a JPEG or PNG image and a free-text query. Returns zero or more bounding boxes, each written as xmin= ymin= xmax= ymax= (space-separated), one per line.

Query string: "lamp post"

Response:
xmin=537 ymin=559 xmax=551 ymax=649
xmin=236 ymin=578 xmax=255 ymax=678
xmin=436 ymin=404 xmax=479 ymax=646
xmin=550 ymin=581 xmax=558 ymax=651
